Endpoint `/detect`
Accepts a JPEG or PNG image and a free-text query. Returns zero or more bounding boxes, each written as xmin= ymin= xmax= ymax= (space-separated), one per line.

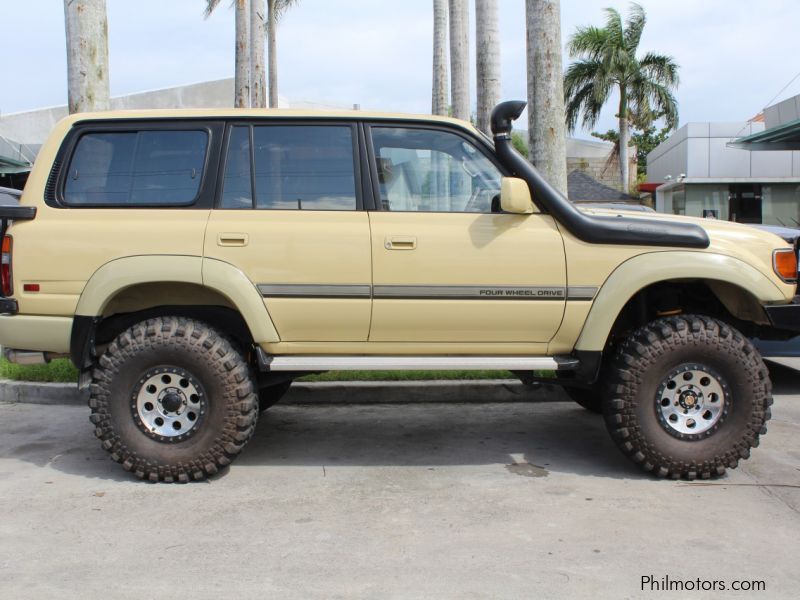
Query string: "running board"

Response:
xmin=256 ymin=350 xmax=579 ymax=372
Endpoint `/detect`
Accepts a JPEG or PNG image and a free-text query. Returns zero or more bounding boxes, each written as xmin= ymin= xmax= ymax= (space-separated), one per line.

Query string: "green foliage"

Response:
xmin=564 ymin=3 xmax=679 ymax=134
xmin=591 ymin=122 xmax=671 ymax=178
xmin=0 ymin=358 xmax=520 ymax=384
xmin=511 ymin=132 xmax=529 ymax=158
xmin=0 ymin=358 xmax=79 ymax=383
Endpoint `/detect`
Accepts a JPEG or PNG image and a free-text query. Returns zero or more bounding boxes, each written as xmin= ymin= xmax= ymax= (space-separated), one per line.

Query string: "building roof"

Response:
xmin=567 ymin=170 xmax=638 ymax=202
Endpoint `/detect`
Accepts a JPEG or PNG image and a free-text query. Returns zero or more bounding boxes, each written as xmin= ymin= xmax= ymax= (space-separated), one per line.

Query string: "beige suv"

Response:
xmin=2 ymin=101 xmax=798 ymax=482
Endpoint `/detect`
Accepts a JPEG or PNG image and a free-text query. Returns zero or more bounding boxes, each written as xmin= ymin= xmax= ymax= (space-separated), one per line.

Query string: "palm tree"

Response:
xmin=526 ymin=0 xmax=568 ymax=196
xmin=63 ymin=0 xmax=110 ymax=114
xmin=204 ymin=0 xmax=251 ymax=108
xmin=448 ymin=0 xmax=469 ymax=121
xmin=206 ymin=0 xmax=298 ymax=108
xmin=564 ymin=3 xmax=679 ymax=193
xmin=432 ymin=0 xmax=449 ymax=116
xmin=251 ymin=0 xmax=266 ymax=107
xmin=266 ymin=0 xmax=300 ymax=108
xmin=475 ymin=0 xmax=500 ymax=134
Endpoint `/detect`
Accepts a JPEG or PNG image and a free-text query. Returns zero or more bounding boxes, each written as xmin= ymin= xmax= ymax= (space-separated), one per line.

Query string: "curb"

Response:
xmin=0 ymin=378 xmax=568 ymax=406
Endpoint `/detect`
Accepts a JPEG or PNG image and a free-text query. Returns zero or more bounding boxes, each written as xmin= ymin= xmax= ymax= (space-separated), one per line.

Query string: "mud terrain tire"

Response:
xmin=603 ymin=315 xmax=772 ymax=480
xmin=89 ymin=317 xmax=259 ymax=482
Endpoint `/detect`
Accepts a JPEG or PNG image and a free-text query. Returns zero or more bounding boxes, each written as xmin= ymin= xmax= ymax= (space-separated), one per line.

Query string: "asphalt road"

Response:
xmin=1 ymin=366 xmax=799 ymax=599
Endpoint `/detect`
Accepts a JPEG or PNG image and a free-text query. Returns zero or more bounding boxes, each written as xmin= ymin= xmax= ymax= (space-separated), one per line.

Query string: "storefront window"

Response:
xmin=685 ymin=185 xmax=730 ymax=220
xmin=762 ymin=184 xmax=800 ymax=227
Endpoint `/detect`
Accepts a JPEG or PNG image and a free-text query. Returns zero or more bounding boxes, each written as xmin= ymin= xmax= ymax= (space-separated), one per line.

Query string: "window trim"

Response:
xmin=49 ymin=120 xmax=223 ymax=209
xmin=364 ymin=122 xmax=511 ymax=215
xmin=215 ymin=120 xmax=364 ymax=212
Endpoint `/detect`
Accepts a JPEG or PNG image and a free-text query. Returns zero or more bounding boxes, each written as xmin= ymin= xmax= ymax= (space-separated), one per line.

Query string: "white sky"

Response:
xmin=2 ymin=0 xmax=800 ymax=140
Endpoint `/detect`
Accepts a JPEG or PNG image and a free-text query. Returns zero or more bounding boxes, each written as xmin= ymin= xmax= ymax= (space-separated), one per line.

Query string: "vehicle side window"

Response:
xmin=63 ymin=130 xmax=208 ymax=205
xmin=220 ymin=125 xmax=357 ymax=210
xmin=370 ymin=127 xmax=502 ymax=213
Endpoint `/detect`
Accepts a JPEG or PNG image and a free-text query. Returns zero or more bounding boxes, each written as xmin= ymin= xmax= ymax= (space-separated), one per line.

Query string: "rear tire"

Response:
xmin=603 ymin=315 xmax=772 ymax=480
xmin=88 ymin=317 xmax=259 ymax=483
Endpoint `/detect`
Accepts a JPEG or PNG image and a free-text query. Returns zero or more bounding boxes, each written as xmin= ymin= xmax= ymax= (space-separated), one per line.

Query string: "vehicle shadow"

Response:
xmin=767 ymin=361 xmax=800 ymax=395
xmin=9 ymin=361 xmax=795 ymax=484
xmin=0 ymin=400 xmax=643 ymax=483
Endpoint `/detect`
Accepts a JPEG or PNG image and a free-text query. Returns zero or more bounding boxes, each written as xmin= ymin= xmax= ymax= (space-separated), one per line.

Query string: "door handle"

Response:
xmin=217 ymin=233 xmax=249 ymax=247
xmin=384 ymin=236 xmax=417 ymax=250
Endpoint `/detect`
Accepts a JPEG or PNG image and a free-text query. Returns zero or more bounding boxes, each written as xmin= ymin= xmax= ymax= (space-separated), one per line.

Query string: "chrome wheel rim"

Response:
xmin=655 ymin=364 xmax=728 ymax=438
xmin=131 ymin=366 xmax=206 ymax=442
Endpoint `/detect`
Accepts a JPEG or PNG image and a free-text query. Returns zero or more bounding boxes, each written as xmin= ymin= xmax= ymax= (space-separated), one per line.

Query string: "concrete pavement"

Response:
xmin=0 ymin=367 xmax=798 ymax=599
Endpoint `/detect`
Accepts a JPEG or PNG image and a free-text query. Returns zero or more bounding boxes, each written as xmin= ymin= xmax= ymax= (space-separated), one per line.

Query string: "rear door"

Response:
xmin=365 ymin=123 xmax=567 ymax=343
xmin=204 ymin=121 xmax=372 ymax=341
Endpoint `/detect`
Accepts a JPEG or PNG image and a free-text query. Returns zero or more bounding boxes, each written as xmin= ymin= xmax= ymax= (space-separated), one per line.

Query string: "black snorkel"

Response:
xmin=490 ymin=101 xmax=709 ymax=248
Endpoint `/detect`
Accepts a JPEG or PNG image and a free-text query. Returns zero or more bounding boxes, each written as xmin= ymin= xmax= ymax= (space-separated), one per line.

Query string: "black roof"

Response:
xmin=567 ymin=170 xmax=638 ymax=203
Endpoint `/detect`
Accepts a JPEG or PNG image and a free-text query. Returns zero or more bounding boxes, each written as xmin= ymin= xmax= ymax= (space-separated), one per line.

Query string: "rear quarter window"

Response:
xmin=62 ymin=129 xmax=208 ymax=206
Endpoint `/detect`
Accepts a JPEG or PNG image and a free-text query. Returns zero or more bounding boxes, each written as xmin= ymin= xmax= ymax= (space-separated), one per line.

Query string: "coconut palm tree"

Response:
xmin=475 ymin=0 xmax=500 ymax=134
xmin=432 ymin=0 xmax=449 ymax=116
xmin=526 ymin=0 xmax=568 ymax=196
xmin=564 ymin=3 xmax=679 ymax=193
xmin=251 ymin=0 xmax=266 ymax=107
xmin=63 ymin=0 xmax=110 ymax=114
xmin=448 ymin=0 xmax=469 ymax=121
xmin=266 ymin=0 xmax=300 ymax=108
xmin=205 ymin=0 xmax=298 ymax=108
xmin=205 ymin=0 xmax=251 ymax=108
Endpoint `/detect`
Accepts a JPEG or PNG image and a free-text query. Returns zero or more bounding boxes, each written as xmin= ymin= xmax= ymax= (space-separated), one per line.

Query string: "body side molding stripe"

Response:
xmin=258 ymin=284 xmax=372 ymax=299
xmin=258 ymin=283 xmax=598 ymax=301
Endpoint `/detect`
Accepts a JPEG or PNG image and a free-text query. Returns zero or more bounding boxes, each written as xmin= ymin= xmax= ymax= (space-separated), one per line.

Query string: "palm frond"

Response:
xmin=567 ymin=25 xmax=609 ymax=59
xmin=630 ymin=78 xmax=679 ymax=130
xmin=602 ymin=7 xmax=625 ymax=49
xmin=203 ymin=0 xmax=225 ymax=19
xmin=564 ymin=59 xmax=611 ymax=132
xmin=639 ymin=52 xmax=680 ymax=87
xmin=623 ymin=3 xmax=646 ymax=53
xmin=269 ymin=0 xmax=300 ymax=24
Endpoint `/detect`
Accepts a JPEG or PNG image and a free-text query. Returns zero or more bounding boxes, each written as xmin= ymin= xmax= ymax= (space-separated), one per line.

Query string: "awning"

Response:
xmin=638 ymin=182 xmax=661 ymax=193
xmin=0 ymin=156 xmax=32 ymax=175
xmin=729 ymin=117 xmax=800 ymax=150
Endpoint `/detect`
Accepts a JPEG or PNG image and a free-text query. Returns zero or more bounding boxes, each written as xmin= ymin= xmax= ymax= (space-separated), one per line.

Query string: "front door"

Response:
xmin=365 ymin=125 xmax=567 ymax=343
xmin=204 ymin=122 xmax=372 ymax=341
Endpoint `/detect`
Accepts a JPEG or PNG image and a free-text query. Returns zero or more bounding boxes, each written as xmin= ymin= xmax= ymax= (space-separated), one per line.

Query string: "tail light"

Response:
xmin=773 ymin=248 xmax=798 ymax=284
xmin=1 ymin=236 xmax=11 ymax=296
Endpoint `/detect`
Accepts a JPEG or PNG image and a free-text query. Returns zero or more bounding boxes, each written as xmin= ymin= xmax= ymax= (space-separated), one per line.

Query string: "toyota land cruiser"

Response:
xmin=1 ymin=101 xmax=798 ymax=482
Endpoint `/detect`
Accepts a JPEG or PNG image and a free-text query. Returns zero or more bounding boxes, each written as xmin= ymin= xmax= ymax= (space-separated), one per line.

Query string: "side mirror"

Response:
xmin=500 ymin=177 xmax=536 ymax=214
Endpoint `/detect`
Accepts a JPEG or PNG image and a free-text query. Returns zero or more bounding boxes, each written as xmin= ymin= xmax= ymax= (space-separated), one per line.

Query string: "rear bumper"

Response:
xmin=0 ymin=314 xmax=73 ymax=354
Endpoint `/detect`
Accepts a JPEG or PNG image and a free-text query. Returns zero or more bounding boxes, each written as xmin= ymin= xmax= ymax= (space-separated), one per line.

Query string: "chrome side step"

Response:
xmin=256 ymin=350 xmax=579 ymax=372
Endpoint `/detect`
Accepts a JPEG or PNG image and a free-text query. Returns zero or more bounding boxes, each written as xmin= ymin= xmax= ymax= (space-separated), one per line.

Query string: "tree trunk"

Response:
xmin=448 ymin=0 xmax=469 ymax=121
xmin=618 ymin=87 xmax=631 ymax=194
xmin=267 ymin=0 xmax=279 ymax=108
xmin=526 ymin=0 xmax=568 ymax=196
xmin=432 ymin=0 xmax=449 ymax=116
xmin=251 ymin=0 xmax=266 ymax=108
xmin=475 ymin=0 xmax=500 ymax=134
xmin=63 ymin=0 xmax=110 ymax=114
xmin=235 ymin=0 xmax=251 ymax=108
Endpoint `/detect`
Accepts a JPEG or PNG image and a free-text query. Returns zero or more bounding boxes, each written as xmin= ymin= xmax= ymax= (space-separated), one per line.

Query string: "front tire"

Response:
xmin=603 ymin=315 xmax=772 ymax=480
xmin=89 ymin=317 xmax=259 ymax=482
